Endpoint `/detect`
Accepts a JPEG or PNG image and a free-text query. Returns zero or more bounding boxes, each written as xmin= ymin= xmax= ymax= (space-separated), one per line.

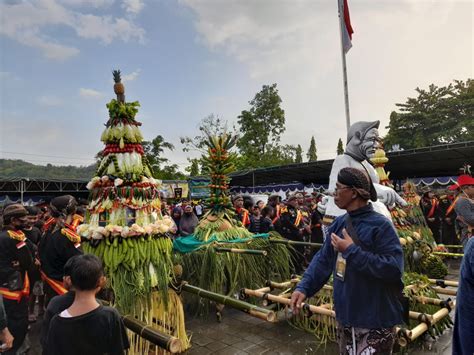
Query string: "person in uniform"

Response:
xmin=419 ymin=187 xmax=441 ymax=243
xmin=0 ymin=204 xmax=33 ymax=354
xmin=439 ymin=186 xmax=459 ymax=245
xmin=233 ymin=195 xmax=250 ymax=228
xmin=268 ymin=195 xmax=282 ymax=226
xmin=40 ymin=195 xmax=83 ymax=306
xmin=277 ymin=194 xmax=310 ymax=273
xmin=454 ymin=174 xmax=474 ymax=246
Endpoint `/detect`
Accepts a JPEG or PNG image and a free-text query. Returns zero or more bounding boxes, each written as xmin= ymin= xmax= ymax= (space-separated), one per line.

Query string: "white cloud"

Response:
xmin=79 ymin=88 xmax=105 ymax=98
xmin=0 ymin=0 xmax=145 ymax=61
xmin=59 ymin=0 xmax=115 ymax=7
xmin=122 ymin=69 xmax=141 ymax=82
xmin=75 ymin=14 xmax=145 ymax=44
xmin=37 ymin=95 xmax=63 ymax=106
xmin=122 ymin=0 xmax=144 ymax=15
xmin=182 ymin=0 xmax=473 ymax=159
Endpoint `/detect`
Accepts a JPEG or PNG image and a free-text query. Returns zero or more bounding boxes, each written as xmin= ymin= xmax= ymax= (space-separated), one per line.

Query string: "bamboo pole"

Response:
xmin=214 ymin=247 xmax=267 ymax=256
xmin=414 ymin=296 xmax=454 ymax=309
xmin=440 ymin=244 xmax=463 ymax=249
xmin=409 ymin=311 xmax=433 ymax=323
xmin=265 ymin=279 xmax=299 ymax=290
xmin=181 ymin=283 xmax=276 ymax=322
xmin=122 ymin=315 xmax=182 ymax=354
xmin=242 ymin=288 xmax=336 ymax=318
xmin=432 ymin=251 xmax=463 ymax=257
xmin=269 ymin=239 xmax=323 ymax=248
xmin=409 ymin=307 xmax=450 ymax=342
xmin=428 ymin=279 xmax=459 ymax=287
xmin=262 ymin=292 xmax=291 ymax=307
xmin=432 ymin=287 xmax=457 ymax=296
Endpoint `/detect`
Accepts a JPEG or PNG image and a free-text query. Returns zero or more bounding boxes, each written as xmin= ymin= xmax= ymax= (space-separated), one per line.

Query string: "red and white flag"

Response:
xmin=341 ymin=0 xmax=354 ymax=53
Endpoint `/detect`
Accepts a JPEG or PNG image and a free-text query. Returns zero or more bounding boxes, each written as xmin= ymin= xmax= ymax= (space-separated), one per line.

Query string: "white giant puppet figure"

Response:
xmin=319 ymin=120 xmax=407 ymax=223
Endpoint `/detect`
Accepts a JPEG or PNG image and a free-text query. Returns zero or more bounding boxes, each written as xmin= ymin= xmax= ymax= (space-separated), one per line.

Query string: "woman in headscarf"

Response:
xmin=179 ymin=204 xmax=199 ymax=237
xmin=171 ymin=206 xmax=182 ymax=235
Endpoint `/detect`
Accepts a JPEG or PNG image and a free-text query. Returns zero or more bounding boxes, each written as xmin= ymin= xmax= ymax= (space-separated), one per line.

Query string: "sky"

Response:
xmin=0 ymin=0 xmax=472 ymax=170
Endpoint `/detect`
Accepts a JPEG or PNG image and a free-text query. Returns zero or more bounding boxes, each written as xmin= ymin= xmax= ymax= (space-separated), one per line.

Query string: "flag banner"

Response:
xmin=341 ymin=0 xmax=354 ymax=53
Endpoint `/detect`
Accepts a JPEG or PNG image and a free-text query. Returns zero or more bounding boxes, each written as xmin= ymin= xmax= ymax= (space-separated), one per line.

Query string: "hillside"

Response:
xmin=0 ymin=159 xmax=96 ymax=180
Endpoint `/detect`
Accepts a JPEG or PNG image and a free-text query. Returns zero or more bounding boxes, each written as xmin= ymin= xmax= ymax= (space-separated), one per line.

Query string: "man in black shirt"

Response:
xmin=45 ymin=254 xmax=129 ymax=355
xmin=0 ymin=204 xmax=33 ymax=354
xmin=40 ymin=195 xmax=83 ymax=305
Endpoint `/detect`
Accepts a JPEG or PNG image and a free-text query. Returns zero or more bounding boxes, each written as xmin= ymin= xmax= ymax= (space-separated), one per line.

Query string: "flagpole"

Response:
xmin=338 ymin=0 xmax=351 ymax=132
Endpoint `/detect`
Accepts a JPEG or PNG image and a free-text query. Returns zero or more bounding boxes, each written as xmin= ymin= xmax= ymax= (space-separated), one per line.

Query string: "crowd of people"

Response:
xmin=404 ymin=176 xmax=474 ymax=247
xmin=0 ymin=171 xmax=472 ymax=354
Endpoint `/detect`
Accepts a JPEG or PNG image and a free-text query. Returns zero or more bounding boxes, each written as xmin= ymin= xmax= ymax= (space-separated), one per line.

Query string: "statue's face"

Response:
xmin=360 ymin=128 xmax=379 ymax=159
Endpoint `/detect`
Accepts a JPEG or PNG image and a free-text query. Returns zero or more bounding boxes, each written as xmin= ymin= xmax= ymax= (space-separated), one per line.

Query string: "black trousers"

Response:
xmin=3 ymin=297 xmax=29 ymax=354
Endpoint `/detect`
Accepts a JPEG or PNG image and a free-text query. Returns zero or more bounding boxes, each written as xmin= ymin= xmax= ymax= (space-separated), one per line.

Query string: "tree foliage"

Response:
xmin=0 ymin=159 xmax=96 ymax=179
xmin=237 ymin=84 xmax=285 ymax=159
xmin=142 ymin=135 xmax=184 ymax=180
xmin=237 ymin=84 xmax=292 ymax=168
xmin=186 ymin=158 xmax=200 ymax=177
xmin=384 ymin=79 xmax=474 ymax=150
xmin=337 ymin=138 xmax=344 ymax=155
xmin=295 ymin=144 xmax=303 ymax=163
xmin=307 ymin=136 xmax=318 ymax=162
xmin=180 ymin=114 xmax=235 ymax=153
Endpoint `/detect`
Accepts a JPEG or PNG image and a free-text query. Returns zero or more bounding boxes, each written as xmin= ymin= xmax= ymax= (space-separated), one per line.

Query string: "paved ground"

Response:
xmin=26 ymin=259 xmax=460 ymax=354
xmin=182 ymin=259 xmax=460 ymax=355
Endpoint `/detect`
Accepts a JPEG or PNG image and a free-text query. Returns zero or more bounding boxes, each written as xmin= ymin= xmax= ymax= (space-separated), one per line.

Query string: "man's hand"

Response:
xmin=289 ymin=290 xmax=306 ymax=315
xmin=331 ymin=228 xmax=354 ymax=253
xmin=0 ymin=327 xmax=14 ymax=352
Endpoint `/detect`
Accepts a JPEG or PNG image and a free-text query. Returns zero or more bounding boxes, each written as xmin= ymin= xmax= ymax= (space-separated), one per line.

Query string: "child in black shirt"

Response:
xmin=45 ymin=254 xmax=129 ymax=355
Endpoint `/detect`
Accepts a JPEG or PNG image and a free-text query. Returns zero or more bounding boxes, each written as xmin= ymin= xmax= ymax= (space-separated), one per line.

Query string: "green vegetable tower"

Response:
xmin=79 ymin=70 xmax=190 ymax=353
xmin=176 ymin=133 xmax=292 ymax=314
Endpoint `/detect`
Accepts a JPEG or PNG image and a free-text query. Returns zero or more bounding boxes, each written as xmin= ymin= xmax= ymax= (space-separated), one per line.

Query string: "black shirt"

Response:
xmin=40 ymin=228 xmax=82 ymax=281
xmin=23 ymin=226 xmax=42 ymax=246
xmin=0 ymin=228 xmax=32 ymax=286
xmin=45 ymin=305 xmax=129 ymax=355
xmin=40 ymin=291 xmax=75 ymax=351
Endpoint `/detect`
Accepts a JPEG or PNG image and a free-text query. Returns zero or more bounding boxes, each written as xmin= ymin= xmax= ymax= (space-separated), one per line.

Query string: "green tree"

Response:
xmin=337 ymin=138 xmax=344 ymax=155
xmin=307 ymin=136 xmax=318 ymax=161
xmin=186 ymin=158 xmax=200 ymax=177
xmin=384 ymin=79 xmax=474 ymax=150
xmin=180 ymin=114 xmax=236 ymax=153
xmin=142 ymin=135 xmax=175 ymax=173
xmin=181 ymin=114 xmax=237 ymax=172
xmin=142 ymin=135 xmax=184 ymax=180
xmin=157 ymin=164 xmax=186 ymax=180
xmin=237 ymin=83 xmax=286 ymax=168
xmin=295 ymin=144 xmax=303 ymax=163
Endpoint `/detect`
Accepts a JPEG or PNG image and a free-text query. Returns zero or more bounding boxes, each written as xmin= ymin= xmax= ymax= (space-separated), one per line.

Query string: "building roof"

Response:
xmin=229 ymin=140 xmax=474 ymax=187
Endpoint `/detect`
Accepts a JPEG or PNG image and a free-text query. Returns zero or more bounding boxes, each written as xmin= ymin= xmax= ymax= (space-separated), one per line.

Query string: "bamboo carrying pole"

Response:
xmin=122 ymin=315 xmax=182 ymax=354
xmin=432 ymin=251 xmax=463 ymax=257
xmin=242 ymin=288 xmax=336 ymax=318
xmin=181 ymin=283 xmax=276 ymax=322
xmin=432 ymin=287 xmax=457 ymax=296
xmin=414 ymin=296 xmax=454 ymax=309
xmin=265 ymin=279 xmax=299 ymax=290
xmin=214 ymin=247 xmax=267 ymax=256
xmin=269 ymin=239 xmax=323 ymax=248
xmin=408 ymin=307 xmax=451 ymax=342
xmin=428 ymin=279 xmax=459 ymax=288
